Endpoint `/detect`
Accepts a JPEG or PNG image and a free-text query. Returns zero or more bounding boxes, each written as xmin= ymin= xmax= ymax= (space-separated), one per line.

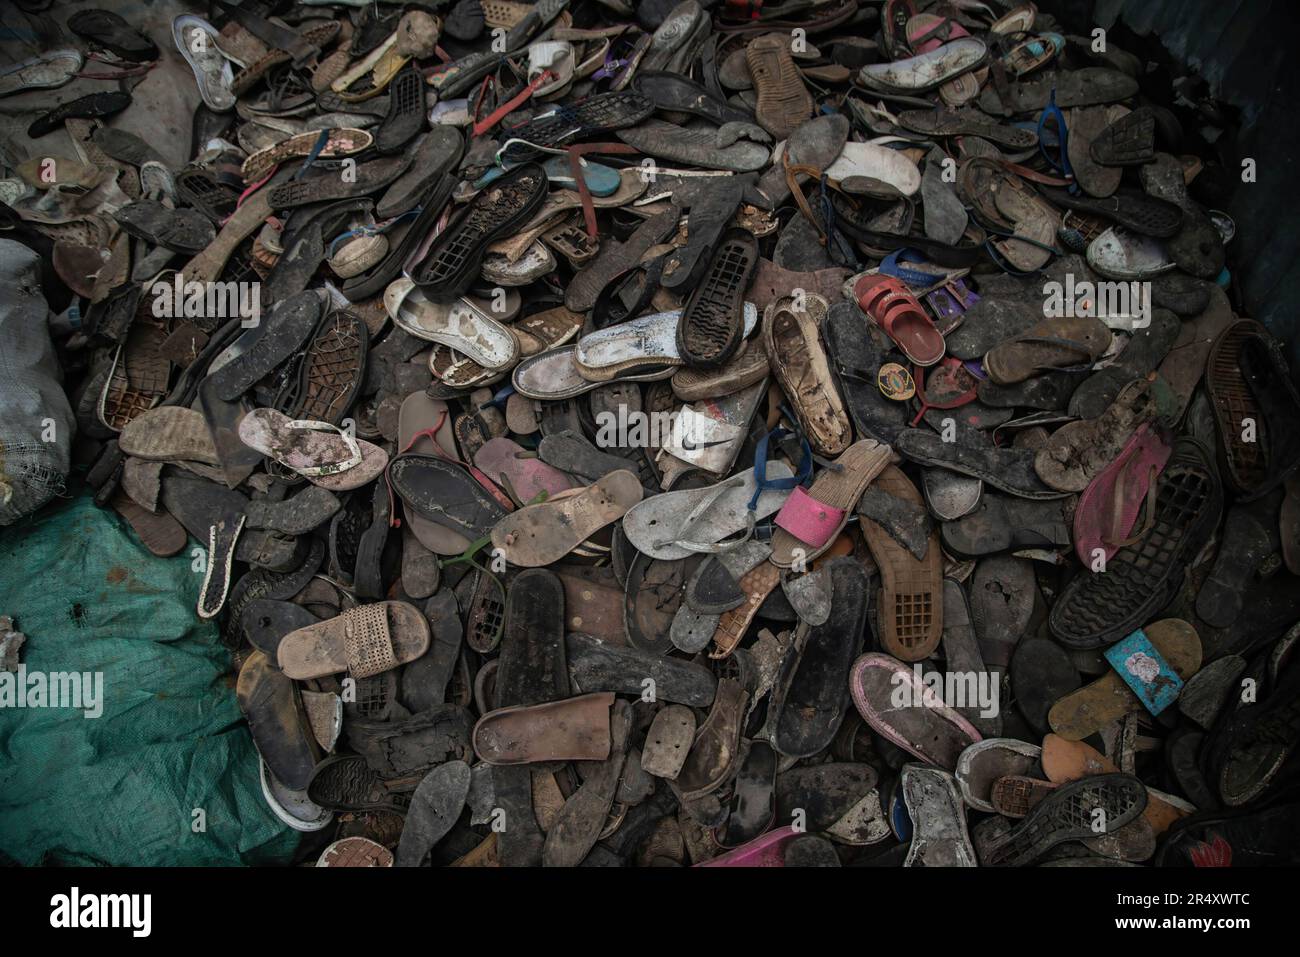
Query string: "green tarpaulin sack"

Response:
xmin=0 ymin=495 xmax=296 ymax=866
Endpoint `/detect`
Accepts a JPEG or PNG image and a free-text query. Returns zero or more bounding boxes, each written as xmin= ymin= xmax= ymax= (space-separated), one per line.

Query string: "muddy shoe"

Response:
xmin=676 ymin=228 xmax=759 ymax=369
xmin=981 ymin=773 xmax=1148 ymax=866
xmin=411 ymin=163 xmax=548 ymax=301
xmin=1049 ymin=438 xmax=1223 ymax=649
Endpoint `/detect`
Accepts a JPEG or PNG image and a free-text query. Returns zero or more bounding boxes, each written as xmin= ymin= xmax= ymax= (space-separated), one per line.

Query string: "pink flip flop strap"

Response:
xmin=774 ymin=485 xmax=844 ymax=548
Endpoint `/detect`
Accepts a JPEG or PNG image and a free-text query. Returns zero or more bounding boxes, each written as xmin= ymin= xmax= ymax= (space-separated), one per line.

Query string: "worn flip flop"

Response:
xmin=674 ymin=677 xmax=748 ymax=800
xmin=389 ymin=454 xmax=509 ymax=540
xmin=1207 ymin=319 xmax=1300 ymax=500
xmin=859 ymin=37 xmax=987 ymax=93
xmin=492 ymin=471 xmax=643 ymax=566
xmin=770 ymin=439 xmax=894 ymax=567
xmin=902 ymin=765 xmax=977 ymax=867
xmin=1034 ymin=376 xmax=1170 ymax=492
xmin=850 ymin=653 xmax=981 ymax=770
xmin=1048 ymin=619 xmax=1201 ymax=740
xmin=941 ymin=492 xmax=1074 ymax=556
xmin=1049 ymin=438 xmax=1222 ymax=649
xmin=278 ymin=601 xmax=430 ymax=680
xmin=1072 ymin=421 xmax=1172 ymax=565
xmin=622 ymin=460 xmax=794 ymax=561
xmin=242 ymin=127 xmax=373 ymax=182
xmin=237 ymin=650 xmax=320 ymax=792
xmin=983 ymin=316 xmax=1111 ymax=387
xmin=544 ymin=700 xmax=633 ymax=867
xmin=395 ymin=760 xmax=471 ymax=867
xmin=239 ymin=408 xmax=388 ymax=492
xmin=955 ymin=738 xmax=1042 ymax=813
xmin=894 ymin=428 xmax=1070 ymax=500
xmin=0 ymin=49 xmax=83 ymax=98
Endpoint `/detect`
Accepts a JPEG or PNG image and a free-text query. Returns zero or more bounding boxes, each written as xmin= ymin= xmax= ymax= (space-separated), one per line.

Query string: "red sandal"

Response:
xmin=853 ymin=274 xmax=946 ymax=367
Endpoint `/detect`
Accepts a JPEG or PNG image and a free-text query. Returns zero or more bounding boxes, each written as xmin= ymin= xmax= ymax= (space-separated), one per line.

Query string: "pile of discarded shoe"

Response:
xmin=7 ymin=0 xmax=1300 ymax=867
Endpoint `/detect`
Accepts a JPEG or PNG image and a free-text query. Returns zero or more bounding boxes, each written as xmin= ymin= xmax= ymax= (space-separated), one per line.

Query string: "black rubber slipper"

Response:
xmin=352 ymin=482 xmax=391 ymax=600
xmin=717 ymin=741 xmax=777 ymax=847
xmin=982 ymin=773 xmax=1147 ymax=866
xmin=660 ymin=175 xmax=748 ymax=293
xmin=970 ymin=555 xmax=1042 ymax=669
xmin=114 ymin=200 xmax=215 ymax=255
xmin=776 ymin=762 xmax=879 ymax=834
xmin=770 ymin=557 xmax=868 ymax=759
xmin=376 ymin=127 xmax=463 ymax=219
xmin=499 ymin=90 xmax=654 ymax=164
xmin=342 ymin=175 xmax=455 ymax=302
xmin=978 ymin=371 xmax=1088 ymax=413
xmin=240 ymin=598 xmax=318 ymax=657
xmin=496 ymin=569 xmax=569 ymax=708
xmin=941 ymin=493 xmax=1074 ymax=556
xmin=1067 ymin=309 xmax=1181 ymax=419
xmin=27 ymin=91 xmax=131 ymax=138
xmin=686 ymin=556 xmax=747 ymax=615
xmin=1040 ymin=186 xmax=1183 ymax=239
xmin=1195 ymin=504 xmax=1276 ymax=629
xmin=208 ymin=290 xmax=322 ymax=401
xmin=824 ymin=301 xmax=909 ymax=445
xmin=236 ymin=651 xmax=319 ymax=792
xmin=398 ymin=592 xmax=463 ymax=712
xmin=395 ymin=760 xmax=472 ymax=867
xmin=676 ymin=227 xmax=758 ymax=368
xmin=895 ymin=428 xmax=1071 ymax=500
xmin=70 ymin=8 xmax=159 ymax=61
xmin=1010 ymin=639 xmax=1080 ymax=735
xmin=411 ymin=163 xmax=548 ymax=302
xmin=389 ymin=454 xmax=509 ymax=540
xmin=375 ymin=62 xmax=426 ymax=155
xmin=635 ymin=70 xmax=755 ymax=125
xmin=566 ymin=631 xmax=717 ymax=706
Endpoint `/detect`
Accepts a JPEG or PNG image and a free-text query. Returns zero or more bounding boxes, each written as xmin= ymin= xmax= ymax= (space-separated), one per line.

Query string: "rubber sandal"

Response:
xmin=394 ymin=761 xmax=471 ymax=867
xmin=99 ymin=315 xmax=169 ymax=432
xmin=1066 ymin=105 xmax=1122 ymax=198
xmin=770 ymin=557 xmax=868 ymax=757
xmin=850 ymin=652 xmax=981 ymax=769
xmin=411 ymin=163 xmax=548 ymax=300
xmin=897 ymin=106 xmax=1038 ymax=150
xmin=1139 ymin=152 xmax=1224 ymax=280
xmin=770 ymin=439 xmax=893 ymax=567
xmin=617 ymin=119 xmax=771 ymax=173
xmin=267 ymin=154 xmax=410 ymax=210
xmin=853 ymin=274 xmax=945 ymax=367
xmin=1068 ymin=309 xmax=1182 ymax=419
xmin=821 ymin=141 xmax=923 ymax=197
xmin=674 ymin=677 xmax=748 ymax=800
xmin=474 ymin=691 xmax=614 ymax=764
xmin=277 ymin=600 xmax=429 ymax=680
xmin=941 ymin=491 xmax=1074 ymax=556
xmin=1195 ymin=503 xmax=1276 ymax=628
xmin=209 ymin=291 xmax=322 ymax=401
xmin=1010 ymin=638 xmax=1080 ymax=734
xmin=237 ymin=650 xmax=320 ymax=791
xmin=742 ymin=33 xmax=813 ymax=139
xmin=894 ymin=428 xmax=1069 ymax=500
xmin=1034 ymin=375 xmax=1170 ymax=492
xmin=389 ymin=453 xmax=510 ymax=540
xmin=544 ymin=701 xmax=633 ymax=867
xmin=983 ymin=315 xmax=1111 ymax=386
xmin=901 ymin=765 xmax=977 ymax=867
xmin=1090 ymin=105 xmax=1156 ymax=167
xmin=676 ymin=228 xmax=760 ymax=368
xmin=492 ymin=470 xmax=643 ymax=566
xmin=27 ymin=91 xmax=131 ymax=139
xmin=1048 ymin=619 xmax=1201 ymax=740
xmin=764 ymin=294 xmax=851 ymax=456
xmin=110 ymin=491 xmax=187 ymax=557
xmin=239 ymin=408 xmax=388 ymax=491
xmin=1049 ymin=437 xmax=1222 ymax=649
xmin=858 ymin=466 xmax=943 ymax=660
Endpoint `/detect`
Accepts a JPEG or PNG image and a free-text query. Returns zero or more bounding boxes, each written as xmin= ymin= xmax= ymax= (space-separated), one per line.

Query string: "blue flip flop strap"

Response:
xmin=748 ymin=427 xmax=812 ymax=512
xmin=293 ymin=128 xmax=331 ymax=181
xmin=881 ymin=248 xmax=938 ymax=286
